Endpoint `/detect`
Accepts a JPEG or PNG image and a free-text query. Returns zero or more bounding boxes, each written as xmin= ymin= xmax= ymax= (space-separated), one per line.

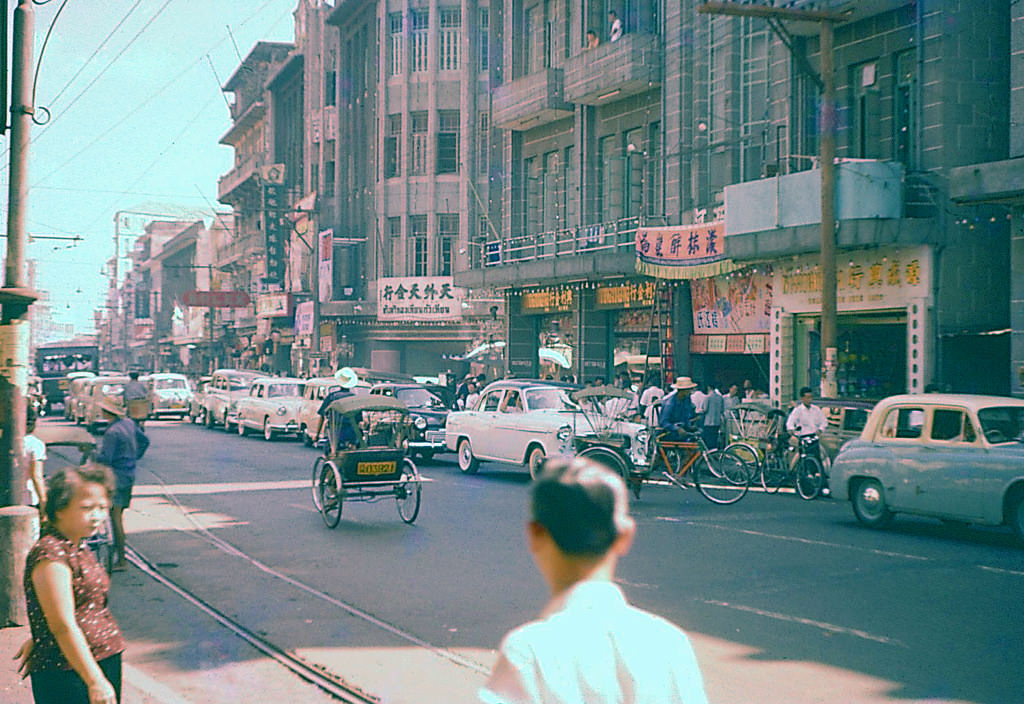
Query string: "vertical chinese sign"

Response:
xmin=263 ymin=183 xmax=286 ymax=284
xmin=318 ymin=229 xmax=333 ymax=303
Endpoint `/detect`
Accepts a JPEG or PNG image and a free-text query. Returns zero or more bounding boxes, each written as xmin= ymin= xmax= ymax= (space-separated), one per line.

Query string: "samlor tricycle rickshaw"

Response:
xmin=311 ymin=394 xmax=422 ymax=527
xmin=34 ymin=424 xmax=116 ymax=572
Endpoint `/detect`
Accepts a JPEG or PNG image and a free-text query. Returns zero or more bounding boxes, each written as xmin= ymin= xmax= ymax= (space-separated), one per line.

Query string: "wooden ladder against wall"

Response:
xmin=642 ymin=281 xmax=674 ymax=384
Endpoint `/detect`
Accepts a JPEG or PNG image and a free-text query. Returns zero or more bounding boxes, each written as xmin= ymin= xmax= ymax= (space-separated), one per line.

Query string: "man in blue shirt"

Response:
xmin=658 ymin=376 xmax=699 ymax=440
xmin=97 ymin=399 xmax=149 ymax=570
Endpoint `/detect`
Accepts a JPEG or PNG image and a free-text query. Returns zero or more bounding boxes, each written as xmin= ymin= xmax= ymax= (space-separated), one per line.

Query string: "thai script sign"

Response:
xmin=377 ymin=276 xmax=464 ymax=321
xmin=635 ymin=221 xmax=737 ymax=279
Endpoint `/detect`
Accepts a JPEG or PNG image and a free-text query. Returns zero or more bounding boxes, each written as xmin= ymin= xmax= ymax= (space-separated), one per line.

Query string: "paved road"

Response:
xmin=51 ymin=419 xmax=1024 ymax=703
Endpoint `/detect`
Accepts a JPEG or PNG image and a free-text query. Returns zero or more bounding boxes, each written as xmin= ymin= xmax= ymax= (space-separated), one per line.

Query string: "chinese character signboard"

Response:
xmin=773 ymin=245 xmax=931 ymax=313
xmin=256 ymin=292 xmax=293 ymax=318
xmin=377 ymin=276 xmax=464 ymax=321
xmin=635 ymin=221 xmax=738 ymax=279
xmin=294 ymin=301 xmax=315 ymax=336
xmin=690 ymin=269 xmax=772 ymax=334
xmin=594 ymin=281 xmax=657 ymax=310
xmin=318 ymin=229 xmax=333 ymax=304
xmin=519 ymin=286 xmax=576 ymax=315
xmin=263 ymin=183 xmax=287 ymax=284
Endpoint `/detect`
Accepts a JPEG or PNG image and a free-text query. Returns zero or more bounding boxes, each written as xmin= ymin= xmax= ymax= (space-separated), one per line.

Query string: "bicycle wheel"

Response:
xmin=318 ymin=461 xmax=344 ymax=528
xmin=795 ymin=455 xmax=824 ymax=500
xmin=396 ymin=458 xmax=422 ymax=524
xmin=760 ymin=453 xmax=788 ymax=494
xmin=695 ymin=449 xmax=750 ymax=504
xmin=311 ymin=455 xmax=326 ymax=510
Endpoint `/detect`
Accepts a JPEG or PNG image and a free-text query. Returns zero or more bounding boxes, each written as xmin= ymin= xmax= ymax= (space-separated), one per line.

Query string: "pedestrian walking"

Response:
xmin=479 ymin=457 xmax=709 ymax=704
xmin=15 ymin=464 xmax=125 ymax=704
xmin=701 ymin=382 xmax=725 ymax=449
xmin=24 ymin=405 xmax=47 ymax=519
xmin=96 ymin=399 xmax=149 ymax=570
xmin=122 ymin=371 xmax=150 ymax=429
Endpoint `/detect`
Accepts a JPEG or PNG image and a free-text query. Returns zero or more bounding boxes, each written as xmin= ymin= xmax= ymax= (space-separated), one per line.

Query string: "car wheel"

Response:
xmin=457 ymin=438 xmax=479 ymax=474
xmin=852 ymin=478 xmax=894 ymax=528
xmin=263 ymin=418 xmax=275 ymax=441
xmin=527 ymin=446 xmax=546 ymax=480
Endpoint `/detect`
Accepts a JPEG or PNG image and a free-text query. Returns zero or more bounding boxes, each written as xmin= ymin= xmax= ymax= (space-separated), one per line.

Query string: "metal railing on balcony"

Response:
xmin=476 ymin=216 xmax=644 ymax=267
xmin=217 ymin=233 xmax=262 ymax=266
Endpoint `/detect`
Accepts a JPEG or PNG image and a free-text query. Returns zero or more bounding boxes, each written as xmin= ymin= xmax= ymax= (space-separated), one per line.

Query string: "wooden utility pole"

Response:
xmin=698 ymin=2 xmax=847 ymax=397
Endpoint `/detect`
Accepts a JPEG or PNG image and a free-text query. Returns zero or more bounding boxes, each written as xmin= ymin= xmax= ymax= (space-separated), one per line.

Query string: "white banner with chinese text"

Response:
xmin=377 ymin=277 xmax=464 ymax=321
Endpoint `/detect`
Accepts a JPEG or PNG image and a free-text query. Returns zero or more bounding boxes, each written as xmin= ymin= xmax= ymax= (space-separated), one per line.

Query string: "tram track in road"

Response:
xmin=126 ymin=464 xmax=492 ymax=701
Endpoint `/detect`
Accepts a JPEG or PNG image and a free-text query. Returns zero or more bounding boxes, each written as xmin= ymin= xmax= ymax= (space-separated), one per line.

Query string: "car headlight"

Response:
xmin=276 ymin=406 xmax=287 ymax=416
xmin=556 ymin=425 xmax=572 ymax=442
xmin=413 ymin=415 xmax=428 ymax=430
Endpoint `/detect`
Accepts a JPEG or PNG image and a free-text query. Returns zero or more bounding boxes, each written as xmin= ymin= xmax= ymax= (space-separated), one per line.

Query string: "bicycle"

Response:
xmin=726 ymin=432 xmax=825 ymax=500
xmin=646 ymin=429 xmax=752 ymax=505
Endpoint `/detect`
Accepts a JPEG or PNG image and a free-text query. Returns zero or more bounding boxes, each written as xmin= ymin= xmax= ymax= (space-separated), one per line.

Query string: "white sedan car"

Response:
xmin=446 ymin=380 xmax=581 ymax=478
xmin=235 ymin=377 xmax=306 ymax=441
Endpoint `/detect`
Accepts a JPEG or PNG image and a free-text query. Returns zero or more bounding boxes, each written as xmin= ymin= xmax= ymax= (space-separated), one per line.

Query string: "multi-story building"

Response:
xmin=458 ymin=0 xmax=1014 ymax=399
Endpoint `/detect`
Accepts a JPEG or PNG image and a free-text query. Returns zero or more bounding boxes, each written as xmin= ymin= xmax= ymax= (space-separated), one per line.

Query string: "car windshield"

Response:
xmin=396 ymin=388 xmax=444 ymax=408
xmin=267 ymin=383 xmax=302 ymax=398
xmin=154 ymin=378 xmax=186 ymax=390
xmin=977 ymin=406 xmax=1024 ymax=443
xmin=524 ymin=387 xmax=574 ymax=411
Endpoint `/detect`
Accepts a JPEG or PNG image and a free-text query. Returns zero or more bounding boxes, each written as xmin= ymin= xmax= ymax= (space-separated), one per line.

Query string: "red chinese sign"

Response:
xmin=182 ymin=290 xmax=251 ymax=308
xmin=635 ymin=221 xmax=737 ymax=280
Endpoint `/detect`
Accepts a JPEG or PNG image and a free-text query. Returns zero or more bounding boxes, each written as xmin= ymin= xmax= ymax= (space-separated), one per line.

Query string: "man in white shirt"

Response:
xmin=785 ymin=386 xmax=828 ymax=438
xmin=608 ymin=10 xmax=623 ymax=41
xmin=480 ymin=458 xmax=709 ymax=704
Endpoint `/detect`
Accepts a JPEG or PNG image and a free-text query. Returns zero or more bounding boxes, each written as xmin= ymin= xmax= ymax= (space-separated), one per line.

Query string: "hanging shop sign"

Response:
xmin=773 ymin=245 xmax=932 ymax=313
xmin=690 ymin=268 xmax=772 ymax=334
xmin=318 ymin=229 xmax=333 ymax=303
xmin=594 ymin=280 xmax=657 ymax=310
xmin=377 ymin=276 xmax=465 ymax=321
xmin=262 ymin=183 xmax=287 ymax=284
xmin=519 ymin=286 xmax=576 ymax=315
xmin=635 ymin=221 xmax=738 ymax=279
xmin=294 ymin=301 xmax=315 ymax=336
xmin=182 ymin=290 xmax=250 ymax=308
xmin=689 ymin=333 xmax=768 ymax=355
xmin=256 ymin=292 xmax=293 ymax=318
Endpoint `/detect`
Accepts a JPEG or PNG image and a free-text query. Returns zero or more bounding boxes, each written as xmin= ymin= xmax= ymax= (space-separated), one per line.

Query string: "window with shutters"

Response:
xmin=477 ymin=111 xmax=489 ymax=176
xmin=387 ymin=217 xmax=402 ymax=276
xmin=411 ymin=10 xmax=429 ymax=73
xmin=385 ymin=114 xmax=402 ymax=178
xmin=389 ymin=13 xmax=402 ymax=76
xmin=438 ymin=214 xmax=458 ymax=276
xmin=409 ymin=216 xmax=428 ymax=276
xmin=437 ymin=110 xmax=460 ymax=174
xmin=439 ymin=8 xmax=461 ymax=71
xmin=410 ymin=111 xmax=428 ymax=175
xmin=479 ymin=9 xmax=489 ymax=72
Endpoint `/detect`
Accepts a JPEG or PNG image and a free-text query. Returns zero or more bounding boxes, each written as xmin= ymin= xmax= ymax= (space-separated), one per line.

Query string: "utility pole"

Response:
xmin=698 ymin=2 xmax=847 ymax=397
xmin=0 ymin=0 xmax=38 ymax=625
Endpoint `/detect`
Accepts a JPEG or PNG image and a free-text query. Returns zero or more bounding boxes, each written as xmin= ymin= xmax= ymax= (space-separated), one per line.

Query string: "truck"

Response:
xmin=35 ymin=342 xmax=101 ymax=414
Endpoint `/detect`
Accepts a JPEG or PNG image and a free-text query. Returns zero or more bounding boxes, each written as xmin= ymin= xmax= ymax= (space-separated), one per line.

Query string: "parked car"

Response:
xmin=446 ymin=380 xmax=581 ymax=478
xmin=831 ymin=393 xmax=1024 ymax=540
xmin=147 ymin=372 xmax=193 ymax=420
xmin=81 ymin=376 xmax=131 ymax=433
xmin=296 ymin=377 xmax=372 ymax=446
xmin=235 ymin=377 xmax=306 ymax=440
xmin=65 ymin=375 xmax=97 ymax=422
xmin=370 ymin=383 xmax=450 ymax=460
xmin=203 ymin=369 xmax=262 ymax=431
xmin=188 ymin=376 xmax=213 ymax=423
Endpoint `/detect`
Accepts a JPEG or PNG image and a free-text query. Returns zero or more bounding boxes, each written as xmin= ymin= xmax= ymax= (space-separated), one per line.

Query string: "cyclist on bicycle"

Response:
xmin=658 ymin=376 xmax=700 ymax=441
xmin=786 ymin=387 xmax=830 ymax=494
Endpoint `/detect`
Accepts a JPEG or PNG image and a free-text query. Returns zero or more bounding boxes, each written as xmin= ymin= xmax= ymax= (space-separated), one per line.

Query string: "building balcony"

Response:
xmin=493 ymin=68 xmax=574 ymax=131
xmin=723 ymin=159 xmax=935 ymax=260
xmin=216 ymin=232 xmax=262 ymax=269
xmin=563 ymin=33 xmax=660 ymax=106
xmin=217 ymin=154 xmax=264 ymax=204
xmin=454 ymin=217 xmax=645 ymax=290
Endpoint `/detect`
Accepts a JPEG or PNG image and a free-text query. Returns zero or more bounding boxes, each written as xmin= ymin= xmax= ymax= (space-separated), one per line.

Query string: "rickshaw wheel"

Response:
xmin=396 ymin=458 xmax=421 ymax=524
xmin=311 ymin=456 xmax=326 ymax=510
xmin=318 ymin=460 xmax=344 ymax=528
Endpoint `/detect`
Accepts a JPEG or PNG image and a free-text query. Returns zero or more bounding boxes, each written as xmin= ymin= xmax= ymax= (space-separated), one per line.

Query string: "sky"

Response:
xmin=1 ymin=0 xmax=301 ymax=336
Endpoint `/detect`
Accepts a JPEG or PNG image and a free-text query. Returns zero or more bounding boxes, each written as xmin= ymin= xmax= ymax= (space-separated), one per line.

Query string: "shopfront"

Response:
xmin=256 ymin=292 xmax=294 ymax=374
xmin=770 ymin=245 xmax=934 ymax=402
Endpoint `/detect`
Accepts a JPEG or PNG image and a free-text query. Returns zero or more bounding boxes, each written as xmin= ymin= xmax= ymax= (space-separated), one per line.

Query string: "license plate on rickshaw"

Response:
xmin=357 ymin=461 xmax=396 ymax=476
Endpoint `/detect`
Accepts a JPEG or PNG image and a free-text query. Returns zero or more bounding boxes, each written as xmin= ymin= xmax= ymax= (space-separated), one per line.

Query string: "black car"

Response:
xmin=369 ymin=383 xmax=450 ymax=460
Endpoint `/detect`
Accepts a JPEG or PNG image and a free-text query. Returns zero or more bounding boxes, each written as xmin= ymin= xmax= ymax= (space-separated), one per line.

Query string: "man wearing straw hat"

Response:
xmin=96 ymin=397 xmax=150 ymax=570
xmin=657 ymin=376 xmax=699 ymax=441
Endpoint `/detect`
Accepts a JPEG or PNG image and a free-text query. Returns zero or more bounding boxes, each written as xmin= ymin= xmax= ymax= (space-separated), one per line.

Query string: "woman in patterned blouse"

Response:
xmin=15 ymin=464 xmax=126 ymax=704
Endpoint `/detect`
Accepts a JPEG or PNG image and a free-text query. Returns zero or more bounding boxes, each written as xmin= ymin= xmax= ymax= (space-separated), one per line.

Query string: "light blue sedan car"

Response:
xmin=831 ymin=394 xmax=1024 ymax=541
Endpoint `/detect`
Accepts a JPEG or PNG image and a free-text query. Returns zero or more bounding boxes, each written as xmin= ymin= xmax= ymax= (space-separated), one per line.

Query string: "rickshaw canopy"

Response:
xmin=326 ymin=393 xmax=408 ymax=416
